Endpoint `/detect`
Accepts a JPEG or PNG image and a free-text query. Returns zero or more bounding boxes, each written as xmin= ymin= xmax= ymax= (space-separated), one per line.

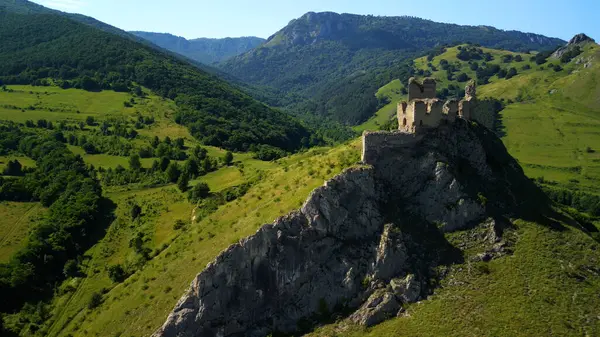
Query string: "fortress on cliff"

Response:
xmin=362 ymin=78 xmax=477 ymax=164
xmin=398 ymin=77 xmax=475 ymax=132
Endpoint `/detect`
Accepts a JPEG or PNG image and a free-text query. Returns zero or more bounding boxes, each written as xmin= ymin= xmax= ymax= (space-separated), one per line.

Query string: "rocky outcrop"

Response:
xmin=153 ymin=121 xmax=547 ymax=337
xmin=552 ymin=33 xmax=596 ymax=58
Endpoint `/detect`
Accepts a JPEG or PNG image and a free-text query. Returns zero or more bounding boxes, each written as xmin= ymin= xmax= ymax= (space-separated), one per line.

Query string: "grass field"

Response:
xmin=0 ymin=202 xmax=46 ymax=262
xmin=0 ymin=85 xmax=153 ymax=122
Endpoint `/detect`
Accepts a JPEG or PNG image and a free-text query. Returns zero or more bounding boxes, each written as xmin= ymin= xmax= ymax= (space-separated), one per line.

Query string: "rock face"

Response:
xmin=552 ymin=33 xmax=596 ymax=58
xmin=153 ymin=121 xmax=547 ymax=337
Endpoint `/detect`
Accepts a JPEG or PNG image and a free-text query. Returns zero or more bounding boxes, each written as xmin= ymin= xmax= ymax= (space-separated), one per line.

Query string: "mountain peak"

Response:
xmin=568 ymin=33 xmax=595 ymax=45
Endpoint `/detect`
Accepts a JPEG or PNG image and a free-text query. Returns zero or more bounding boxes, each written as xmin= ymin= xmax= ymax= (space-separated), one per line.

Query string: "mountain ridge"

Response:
xmin=220 ymin=11 xmax=565 ymax=126
xmin=130 ymin=32 xmax=265 ymax=64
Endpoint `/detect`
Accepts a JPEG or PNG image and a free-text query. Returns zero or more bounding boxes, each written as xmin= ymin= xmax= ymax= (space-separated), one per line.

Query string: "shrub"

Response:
xmin=223 ymin=151 xmax=234 ymax=166
xmin=108 ymin=264 xmax=126 ymax=283
xmin=88 ymin=292 xmax=102 ymax=309
xmin=188 ymin=182 xmax=210 ymax=202
xmin=173 ymin=220 xmax=186 ymax=230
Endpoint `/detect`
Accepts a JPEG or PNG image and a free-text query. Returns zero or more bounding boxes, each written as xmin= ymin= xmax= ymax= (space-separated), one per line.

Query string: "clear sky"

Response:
xmin=32 ymin=0 xmax=599 ymax=42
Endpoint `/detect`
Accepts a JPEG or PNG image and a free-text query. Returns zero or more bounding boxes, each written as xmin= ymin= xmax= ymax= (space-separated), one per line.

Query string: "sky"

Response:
xmin=32 ymin=0 xmax=599 ymax=42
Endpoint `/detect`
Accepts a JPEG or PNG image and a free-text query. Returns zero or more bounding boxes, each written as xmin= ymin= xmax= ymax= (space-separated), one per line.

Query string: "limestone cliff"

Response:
xmin=153 ymin=120 xmax=547 ymax=337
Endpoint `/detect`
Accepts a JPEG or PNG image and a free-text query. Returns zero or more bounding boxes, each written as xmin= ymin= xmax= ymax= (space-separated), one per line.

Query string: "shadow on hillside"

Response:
xmin=494 ymin=111 xmax=507 ymax=138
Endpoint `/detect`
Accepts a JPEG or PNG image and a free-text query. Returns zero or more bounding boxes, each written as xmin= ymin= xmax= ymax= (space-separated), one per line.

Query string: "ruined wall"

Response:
xmin=399 ymin=79 xmax=475 ymax=133
xmin=407 ymin=77 xmax=437 ymax=101
xmin=362 ymin=131 xmax=422 ymax=165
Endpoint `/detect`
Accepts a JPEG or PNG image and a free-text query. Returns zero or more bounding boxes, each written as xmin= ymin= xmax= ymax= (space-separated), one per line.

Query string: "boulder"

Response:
xmin=349 ymin=291 xmax=401 ymax=327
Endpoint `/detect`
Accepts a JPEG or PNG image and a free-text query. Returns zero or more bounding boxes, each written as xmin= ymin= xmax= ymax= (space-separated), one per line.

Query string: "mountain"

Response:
xmin=221 ymin=12 xmax=565 ymax=125
xmin=0 ymin=2 xmax=311 ymax=152
xmin=131 ymin=32 xmax=265 ymax=64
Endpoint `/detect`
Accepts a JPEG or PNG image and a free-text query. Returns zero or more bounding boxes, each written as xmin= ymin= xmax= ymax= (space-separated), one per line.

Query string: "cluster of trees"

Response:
xmin=101 ymin=145 xmax=218 ymax=188
xmin=0 ymin=124 xmax=105 ymax=313
xmin=541 ymin=183 xmax=600 ymax=216
xmin=456 ymin=46 xmax=492 ymax=62
xmin=0 ymin=10 xmax=311 ymax=153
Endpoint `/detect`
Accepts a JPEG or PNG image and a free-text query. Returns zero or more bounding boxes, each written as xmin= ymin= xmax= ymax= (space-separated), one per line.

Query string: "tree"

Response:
xmin=130 ymin=204 xmax=142 ymax=220
xmin=177 ymin=174 xmax=190 ymax=192
xmin=150 ymin=136 xmax=160 ymax=148
xmin=174 ymin=138 xmax=185 ymax=149
xmin=159 ymin=156 xmax=170 ymax=171
xmin=82 ymin=142 xmax=97 ymax=154
xmin=188 ymin=182 xmax=210 ymax=202
xmin=3 ymin=159 xmax=23 ymax=176
xmin=166 ymin=162 xmax=181 ymax=183
xmin=63 ymin=259 xmax=79 ymax=278
xmin=107 ymin=264 xmax=126 ymax=283
xmin=223 ymin=151 xmax=234 ymax=166
xmin=193 ymin=146 xmax=208 ymax=160
xmin=456 ymin=73 xmax=469 ymax=82
xmin=514 ymin=55 xmax=523 ymax=62
xmin=86 ymin=116 xmax=95 ymax=126
xmin=184 ymin=158 xmax=199 ymax=177
xmin=88 ymin=292 xmax=102 ymax=309
xmin=506 ymin=67 xmax=518 ymax=79
xmin=129 ymin=154 xmax=142 ymax=171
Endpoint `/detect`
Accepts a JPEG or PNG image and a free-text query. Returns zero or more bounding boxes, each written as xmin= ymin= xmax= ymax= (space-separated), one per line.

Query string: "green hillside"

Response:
xmin=0 ymin=6 xmax=311 ymax=153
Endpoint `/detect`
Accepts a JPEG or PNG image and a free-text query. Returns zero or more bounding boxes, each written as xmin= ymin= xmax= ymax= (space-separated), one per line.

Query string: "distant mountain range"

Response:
xmin=130 ymin=32 xmax=265 ymax=64
xmin=219 ymin=12 xmax=565 ymax=125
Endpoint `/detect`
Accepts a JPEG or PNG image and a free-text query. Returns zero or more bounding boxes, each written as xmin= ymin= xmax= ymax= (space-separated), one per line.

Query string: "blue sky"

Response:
xmin=32 ymin=0 xmax=599 ymax=41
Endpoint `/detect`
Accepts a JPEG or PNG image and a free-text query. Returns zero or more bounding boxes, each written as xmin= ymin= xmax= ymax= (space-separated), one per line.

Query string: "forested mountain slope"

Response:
xmin=0 ymin=4 xmax=312 ymax=152
xmin=221 ymin=11 xmax=565 ymax=125
xmin=131 ymin=32 xmax=265 ymax=64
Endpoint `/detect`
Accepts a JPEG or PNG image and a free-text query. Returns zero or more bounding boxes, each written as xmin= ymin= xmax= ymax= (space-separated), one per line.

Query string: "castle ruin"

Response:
xmin=398 ymin=77 xmax=475 ymax=133
xmin=362 ymin=78 xmax=477 ymax=164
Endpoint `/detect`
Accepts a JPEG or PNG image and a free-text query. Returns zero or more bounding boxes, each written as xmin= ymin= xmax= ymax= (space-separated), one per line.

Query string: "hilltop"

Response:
xmin=220 ymin=11 xmax=564 ymax=126
xmin=131 ymin=32 xmax=265 ymax=64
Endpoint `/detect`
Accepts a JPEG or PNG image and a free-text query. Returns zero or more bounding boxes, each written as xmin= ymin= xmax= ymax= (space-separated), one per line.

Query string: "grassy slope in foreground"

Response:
xmin=39 ymin=141 xmax=360 ymax=337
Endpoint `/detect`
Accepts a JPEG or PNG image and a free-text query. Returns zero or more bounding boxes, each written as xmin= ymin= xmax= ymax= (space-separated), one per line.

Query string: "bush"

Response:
xmin=130 ymin=204 xmax=142 ymax=220
xmin=173 ymin=219 xmax=186 ymax=230
xmin=63 ymin=260 xmax=79 ymax=278
xmin=188 ymin=182 xmax=210 ymax=203
xmin=177 ymin=174 xmax=189 ymax=192
xmin=107 ymin=264 xmax=126 ymax=283
xmin=85 ymin=116 xmax=95 ymax=126
xmin=88 ymin=292 xmax=103 ymax=309
xmin=223 ymin=151 xmax=233 ymax=166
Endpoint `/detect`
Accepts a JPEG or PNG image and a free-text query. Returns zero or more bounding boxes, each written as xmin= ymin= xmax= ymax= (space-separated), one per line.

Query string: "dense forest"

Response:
xmin=0 ymin=9 xmax=311 ymax=152
xmin=221 ymin=12 xmax=565 ymax=126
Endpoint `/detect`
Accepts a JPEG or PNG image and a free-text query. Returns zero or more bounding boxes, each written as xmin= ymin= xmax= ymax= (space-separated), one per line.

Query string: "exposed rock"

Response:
xmin=349 ymin=291 xmax=401 ymax=327
xmin=552 ymin=33 xmax=596 ymax=58
xmin=568 ymin=33 xmax=595 ymax=45
xmin=390 ymin=274 xmax=421 ymax=303
xmin=153 ymin=122 xmax=548 ymax=337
